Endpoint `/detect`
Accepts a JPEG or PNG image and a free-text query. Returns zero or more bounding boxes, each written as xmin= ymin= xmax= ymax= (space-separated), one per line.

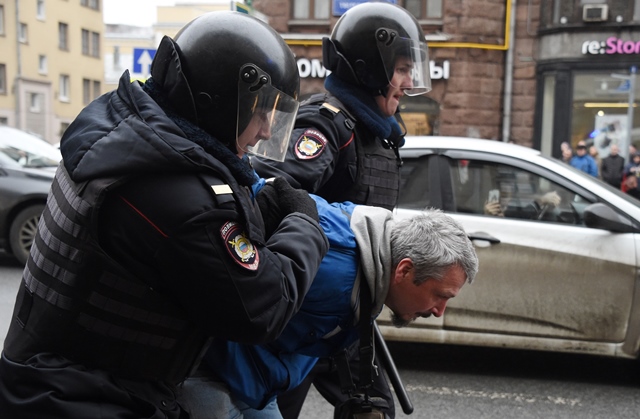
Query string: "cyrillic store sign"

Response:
xmin=297 ymin=59 xmax=450 ymax=80
xmin=582 ymin=37 xmax=640 ymax=55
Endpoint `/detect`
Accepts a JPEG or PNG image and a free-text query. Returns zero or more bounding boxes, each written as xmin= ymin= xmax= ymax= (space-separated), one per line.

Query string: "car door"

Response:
xmin=397 ymin=149 xmax=638 ymax=345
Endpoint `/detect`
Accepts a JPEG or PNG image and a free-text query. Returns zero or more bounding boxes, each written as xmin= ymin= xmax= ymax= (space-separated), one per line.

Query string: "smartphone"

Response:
xmin=488 ymin=189 xmax=500 ymax=203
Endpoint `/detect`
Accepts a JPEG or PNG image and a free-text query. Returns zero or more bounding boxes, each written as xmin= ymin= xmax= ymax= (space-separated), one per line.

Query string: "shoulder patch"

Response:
xmin=220 ymin=221 xmax=259 ymax=271
xmin=295 ymin=129 xmax=327 ymax=160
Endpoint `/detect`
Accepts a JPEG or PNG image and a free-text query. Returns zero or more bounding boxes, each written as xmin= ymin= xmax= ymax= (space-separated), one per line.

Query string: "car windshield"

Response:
xmin=0 ymin=128 xmax=62 ymax=169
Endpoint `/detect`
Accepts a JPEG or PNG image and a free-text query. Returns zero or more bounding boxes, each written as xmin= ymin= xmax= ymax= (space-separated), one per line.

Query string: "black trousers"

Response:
xmin=277 ymin=349 xmax=395 ymax=419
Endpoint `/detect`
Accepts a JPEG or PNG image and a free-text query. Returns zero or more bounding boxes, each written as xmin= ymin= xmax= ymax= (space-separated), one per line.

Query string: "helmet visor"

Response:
xmin=376 ymin=29 xmax=431 ymax=96
xmin=237 ymin=81 xmax=299 ymax=162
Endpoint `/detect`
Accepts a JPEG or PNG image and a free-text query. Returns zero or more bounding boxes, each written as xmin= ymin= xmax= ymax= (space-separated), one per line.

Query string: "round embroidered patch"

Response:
xmin=295 ymin=129 xmax=327 ymax=160
xmin=220 ymin=221 xmax=259 ymax=270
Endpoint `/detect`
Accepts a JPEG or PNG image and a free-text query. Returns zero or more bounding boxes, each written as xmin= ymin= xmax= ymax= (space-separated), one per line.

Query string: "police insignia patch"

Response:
xmin=220 ymin=221 xmax=259 ymax=270
xmin=295 ymin=129 xmax=326 ymax=160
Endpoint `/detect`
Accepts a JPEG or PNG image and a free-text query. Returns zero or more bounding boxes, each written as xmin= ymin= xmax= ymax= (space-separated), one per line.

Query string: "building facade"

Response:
xmin=3 ymin=0 xmax=639 ymax=157
xmin=0 ymin=0 xmax=104 ymax=143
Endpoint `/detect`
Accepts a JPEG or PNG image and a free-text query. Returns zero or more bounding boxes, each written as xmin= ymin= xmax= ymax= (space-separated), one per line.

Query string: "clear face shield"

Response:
xmin=376 ymin=28 xmax=431 ymax=96
xmin=236 ymin=65 xmax=299 ymax=162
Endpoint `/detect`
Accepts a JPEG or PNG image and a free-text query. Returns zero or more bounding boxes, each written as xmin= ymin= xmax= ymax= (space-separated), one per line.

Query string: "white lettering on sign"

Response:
xmin=297 ymin=59 xmax=331 ymax=78
xmin=297 ymin=59 xmax=451 ymax=80
xmin=582 ymin=37 xmax=640 ymax=55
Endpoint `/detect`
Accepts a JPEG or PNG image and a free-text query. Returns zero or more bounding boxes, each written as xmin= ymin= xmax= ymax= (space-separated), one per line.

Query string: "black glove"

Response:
xmin=256 ymin=181 xmax=283 ymax=238
xmin=271 ymin=177 xmax=319 ymax=223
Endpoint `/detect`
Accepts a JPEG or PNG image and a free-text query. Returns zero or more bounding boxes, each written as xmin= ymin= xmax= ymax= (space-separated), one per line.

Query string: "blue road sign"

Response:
xmin=133 ymin=48 xmax=156 ymax=75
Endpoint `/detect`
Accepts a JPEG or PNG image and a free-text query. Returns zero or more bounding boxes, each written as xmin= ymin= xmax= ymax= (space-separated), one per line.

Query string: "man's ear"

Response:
xmin=392 ymin=258 xmax=414 ymax=284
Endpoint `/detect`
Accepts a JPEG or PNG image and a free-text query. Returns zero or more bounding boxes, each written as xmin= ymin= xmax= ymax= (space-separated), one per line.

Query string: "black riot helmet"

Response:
xmin=151 ymin=11 xmax=300 ymax=160
xmin=323 ymin=2 xmax=431 ymax=96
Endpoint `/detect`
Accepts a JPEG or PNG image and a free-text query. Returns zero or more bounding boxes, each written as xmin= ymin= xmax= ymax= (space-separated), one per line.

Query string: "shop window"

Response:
xmin=571 ymin=70 xmax=639 ymax=161
xmin=399 ymin=95 xmax=440 ymax=136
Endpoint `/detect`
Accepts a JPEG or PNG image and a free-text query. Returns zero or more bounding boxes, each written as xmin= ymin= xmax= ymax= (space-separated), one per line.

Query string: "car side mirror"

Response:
xmin=583 ymin=202 xmax=639 ymax=233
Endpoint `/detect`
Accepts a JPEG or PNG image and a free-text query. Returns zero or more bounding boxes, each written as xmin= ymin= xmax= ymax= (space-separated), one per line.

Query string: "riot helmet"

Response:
xmin=151 ymin=11 xmax=299 ymax=161
xmin=323 ymin=2 xmax=431 ymax=96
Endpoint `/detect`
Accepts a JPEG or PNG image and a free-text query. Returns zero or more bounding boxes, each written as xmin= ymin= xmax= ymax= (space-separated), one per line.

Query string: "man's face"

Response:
xmin=375 ymin=56 xmax=415 ymax=118
xmin=576 ymin=143 xmax=587 ymax=155
xmin=385 ymin=259 xmax=467 ymax=328
xmin=236 ymin=109 xmax=271 ymax=158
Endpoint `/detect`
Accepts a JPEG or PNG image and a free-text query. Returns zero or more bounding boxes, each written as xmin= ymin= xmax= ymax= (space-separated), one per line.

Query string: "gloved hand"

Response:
xmin=256 ymin=182 xmax=283 ymax=238
xmin=271 ymin=177 xmax=319 ymax=223
xmin=255 ymin=177 xmax=320 ymax=238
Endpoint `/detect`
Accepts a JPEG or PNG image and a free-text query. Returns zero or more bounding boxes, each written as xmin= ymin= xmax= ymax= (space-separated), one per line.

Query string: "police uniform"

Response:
xmin=252 ymin=92 xmax=402 ymax=211
xmin=0 ymin=72 xmax=328 ymax=419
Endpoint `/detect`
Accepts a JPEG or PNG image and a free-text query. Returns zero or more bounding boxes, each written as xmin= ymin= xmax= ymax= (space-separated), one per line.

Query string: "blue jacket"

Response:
xmin=204 ymin=195 xmax=361 ymax=409
xmin=570 ymin=154 xmax=599 ymax=177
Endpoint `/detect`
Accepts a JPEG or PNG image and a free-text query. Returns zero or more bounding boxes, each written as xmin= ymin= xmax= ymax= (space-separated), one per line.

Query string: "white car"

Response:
xmin=377 ymin=136 xmax=640 ymax=361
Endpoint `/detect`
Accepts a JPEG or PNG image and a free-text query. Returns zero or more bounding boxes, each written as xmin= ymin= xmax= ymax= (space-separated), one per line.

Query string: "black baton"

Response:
xmin=374 ymin=322 xmax=414 ymax=414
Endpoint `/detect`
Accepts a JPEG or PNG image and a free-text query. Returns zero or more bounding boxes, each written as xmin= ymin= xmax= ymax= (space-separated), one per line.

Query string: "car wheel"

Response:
xmin=9 ymin=204 xmax=45 ymax=266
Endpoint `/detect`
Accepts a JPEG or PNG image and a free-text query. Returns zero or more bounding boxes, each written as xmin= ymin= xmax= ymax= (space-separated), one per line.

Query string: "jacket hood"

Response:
xmin=350 ymin=205 xmax=395 ymax=317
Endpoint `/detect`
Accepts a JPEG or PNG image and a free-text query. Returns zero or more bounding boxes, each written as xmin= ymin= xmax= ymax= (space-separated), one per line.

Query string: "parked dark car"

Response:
xmin=0 ymin=127 xmax=60 ymax=265
xmin=377 ymin=135 xmax=640 ymax=361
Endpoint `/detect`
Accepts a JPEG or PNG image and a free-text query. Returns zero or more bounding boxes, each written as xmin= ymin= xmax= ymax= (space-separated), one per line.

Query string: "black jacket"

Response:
xmin=0 ymin=71 xmax=328 ymax=419
xmin=601 ymin=153 xmax=625 ymax=188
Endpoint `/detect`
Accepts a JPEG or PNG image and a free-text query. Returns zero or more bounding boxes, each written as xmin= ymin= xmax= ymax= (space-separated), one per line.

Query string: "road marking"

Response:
xmin=405 ymin=385 xmax=582 ymax=407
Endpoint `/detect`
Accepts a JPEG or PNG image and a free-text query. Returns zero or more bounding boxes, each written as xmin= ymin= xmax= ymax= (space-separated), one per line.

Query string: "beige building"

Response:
xmin=0 ymin=0 xmax=104 ymax=144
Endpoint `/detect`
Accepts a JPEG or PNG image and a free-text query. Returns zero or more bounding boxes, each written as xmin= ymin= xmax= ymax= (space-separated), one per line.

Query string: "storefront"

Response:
xmin=535 ymin=32 xmax=640 ymax=161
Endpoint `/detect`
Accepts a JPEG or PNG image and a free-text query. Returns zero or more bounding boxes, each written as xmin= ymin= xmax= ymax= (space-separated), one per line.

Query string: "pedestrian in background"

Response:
xmin=589 ymin=145 xmax=602 ymax=178
xmin=252 ymin=2 xmax=432 ymax=418
xmin=0 ymin=11 xmax=329 ymax=419
xmin=624 ymin=152 xmax=640 ymax=199
xmin=570 ymin=140 xmax=599 ymax=177
xmin=601 ymin=144 xmax=625 ymax=188
xmin=560 ymin=141 xmax=573 ymax=164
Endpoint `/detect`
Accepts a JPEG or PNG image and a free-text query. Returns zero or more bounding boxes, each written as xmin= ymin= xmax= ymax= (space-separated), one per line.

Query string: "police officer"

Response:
xmin=0 ymin=11 xmax=328 ymax=419
xmin=252 ymin=3 xmax=432 ymax=418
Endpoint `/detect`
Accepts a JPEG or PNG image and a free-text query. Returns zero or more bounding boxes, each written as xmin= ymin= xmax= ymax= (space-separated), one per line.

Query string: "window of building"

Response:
xmin=59 ymin=22 xmax=69 ymax=50
xmin=0 ymin=64 xmax=6 ymax=95
xmin=18 ymin=23 xmax=28 ymax=43
xmin=91 ymin=31 xmax=100 ymax=57
xmin=81 ymin=0 xmax=100 ymax=10
xmin=0 ymin=117 xmax=7 ymax=125
xmin=293 ymin=0 xmax=330 ymax=20
xmin=82 ymin=79 xmax=91 ymax=105
xmin=59 ymin=74 xmax=70 ymax=101
xmin=82 ymin=30 xmax=100 ymax=57
xmin=0 ymin=5 xmax=5 ymax=35
xmin=404 ymin=0 xmax=443 ymax=19
xmin=83 ymin=79 xmax=101 ymax=105
xmin=82 ymin=29 xmax=89 ymax=55
xmin=29 ymin=93 xmax=42 ymax=113
xmin=37 ymin=0 xmax=46 ymax=19
xmin=38 ymin=55 xmax=48 ymax=74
